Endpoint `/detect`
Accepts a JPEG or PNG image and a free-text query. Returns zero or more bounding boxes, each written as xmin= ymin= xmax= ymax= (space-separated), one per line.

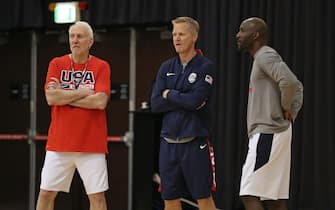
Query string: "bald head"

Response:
xmin=236 ymin=17 xmax=268 ymax=54
xmin=242 ymin=17 xmax=268 ymax=42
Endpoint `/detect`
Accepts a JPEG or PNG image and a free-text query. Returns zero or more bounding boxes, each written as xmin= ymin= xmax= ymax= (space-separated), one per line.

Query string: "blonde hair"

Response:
xmin=172 ymin=17 xmax=200 ymax=34
xmin=68 ymin=21 xmax=94 ymax=39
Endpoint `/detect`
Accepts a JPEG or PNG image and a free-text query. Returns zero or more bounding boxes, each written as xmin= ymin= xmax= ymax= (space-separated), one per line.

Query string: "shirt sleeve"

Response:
xmin=257 ymin=52 xmax=300 ymax=111
xmin=94 ymin=61 xmax=111 ymax=96
xmin=44 ymin=58 xmax=61 ymax=91
xmin=166 ymin=62 xmax=214 ymax=110
xmin=291 ymin=80 xmax=303 ymax=120
xmin=150 ymin=63 xmax=179 ymax=113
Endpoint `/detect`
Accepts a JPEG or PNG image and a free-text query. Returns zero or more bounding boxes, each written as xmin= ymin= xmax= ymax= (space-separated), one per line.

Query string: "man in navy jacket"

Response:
xmin=151 ymin=16 xmax=216 ymax=210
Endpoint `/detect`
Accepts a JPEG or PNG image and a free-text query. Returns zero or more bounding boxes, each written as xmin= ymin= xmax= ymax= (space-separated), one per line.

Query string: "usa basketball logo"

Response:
xmin=188 ymin=73 xmax=197 ymax=83
xmin=60 ymin=70 xmax=95 ymax=89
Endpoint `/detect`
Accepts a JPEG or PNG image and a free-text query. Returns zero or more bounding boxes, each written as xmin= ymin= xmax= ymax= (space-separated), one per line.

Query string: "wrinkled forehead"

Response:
xmin=69 ymin=25 xmax=88 ymax=36
xmin=173 ymin=23 xmax=198 ymax=37
xmin=173 ymin=22 xmax=189 ymax=30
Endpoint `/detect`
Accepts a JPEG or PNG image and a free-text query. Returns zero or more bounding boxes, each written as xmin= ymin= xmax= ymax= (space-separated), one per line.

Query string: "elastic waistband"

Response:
xmin=163 ymin=137 xmax=195 ymax=143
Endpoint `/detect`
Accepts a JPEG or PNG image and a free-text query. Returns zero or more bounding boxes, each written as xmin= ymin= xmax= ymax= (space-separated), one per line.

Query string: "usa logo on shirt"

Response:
xmin=60 ymin=70 xmax=95 ymax=89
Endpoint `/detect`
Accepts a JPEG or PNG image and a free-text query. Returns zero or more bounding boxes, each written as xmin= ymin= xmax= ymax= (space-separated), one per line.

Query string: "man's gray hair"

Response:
xmin=68 ymin=21 xmax=94 ymax=39
xmin=172 ymin=16 xmax=200 ymax=34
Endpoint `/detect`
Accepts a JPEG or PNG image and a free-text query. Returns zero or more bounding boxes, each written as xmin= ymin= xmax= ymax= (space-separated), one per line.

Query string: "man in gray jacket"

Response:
xmin=236 ymin=17 xmax=303 ymax=210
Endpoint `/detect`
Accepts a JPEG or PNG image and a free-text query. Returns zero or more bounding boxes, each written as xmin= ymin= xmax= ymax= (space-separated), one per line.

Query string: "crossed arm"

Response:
xmin=151 ymin=74 xmax=212 ymax=113
xmin=45 ymin=77 xmax=109 ymax=110
xmin=151 ymin=62 xmax=214 ymax=113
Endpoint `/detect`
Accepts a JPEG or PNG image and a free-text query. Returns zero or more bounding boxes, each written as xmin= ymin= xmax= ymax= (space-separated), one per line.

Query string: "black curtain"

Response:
xmin=98 ymin=1 xmax=335 ymax=209
xmin=1 ymin=0 xmax=334 ymax=209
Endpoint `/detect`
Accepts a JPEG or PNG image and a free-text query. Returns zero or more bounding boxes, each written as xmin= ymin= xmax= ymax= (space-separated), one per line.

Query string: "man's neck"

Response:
xmin=250 ymin=42 xmax=265 ymax=57
xmin=71 ymin=53 xmax=90 ymax=64
xmin=179 ymin=49 xmax=197 ymax=64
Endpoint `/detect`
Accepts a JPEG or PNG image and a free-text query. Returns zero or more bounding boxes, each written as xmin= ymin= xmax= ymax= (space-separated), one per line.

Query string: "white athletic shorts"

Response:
xmin=239 ymin=124 xmax=292 ymax=200
xmin=40 ymin=151 xmax=109 ymax=195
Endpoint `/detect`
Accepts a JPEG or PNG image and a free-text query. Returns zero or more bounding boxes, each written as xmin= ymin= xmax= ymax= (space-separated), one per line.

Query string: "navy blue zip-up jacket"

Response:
xmin=151 ymin=53 xmax=214 ymax=139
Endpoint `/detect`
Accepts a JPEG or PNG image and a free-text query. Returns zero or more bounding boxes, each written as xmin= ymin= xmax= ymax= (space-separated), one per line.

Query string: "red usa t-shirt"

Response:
xmin=44 ymin=54 xmax=111 ymax=153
